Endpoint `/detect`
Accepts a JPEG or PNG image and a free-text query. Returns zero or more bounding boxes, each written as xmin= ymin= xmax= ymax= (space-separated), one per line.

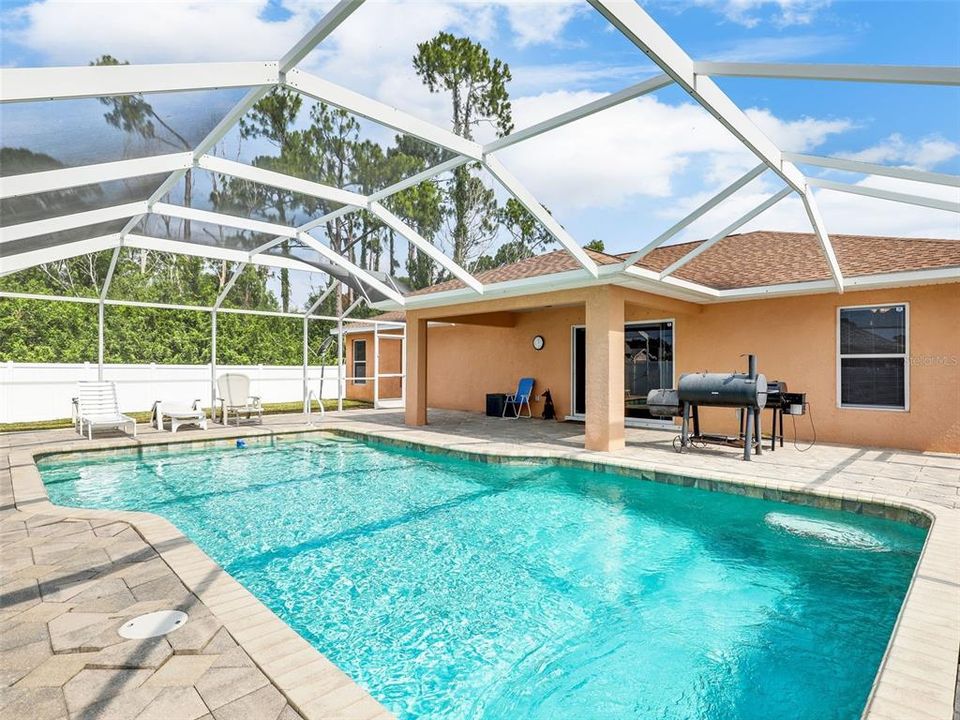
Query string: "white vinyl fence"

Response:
xmin=0 ymin=362 xmax=343 ymax=423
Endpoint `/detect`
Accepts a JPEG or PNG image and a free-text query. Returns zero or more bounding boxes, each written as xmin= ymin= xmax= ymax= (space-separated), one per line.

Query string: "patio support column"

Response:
xmin=373 ymin=322 xmax=380 ymax=410
xmin=210 ymin=310 xmax=218 ymax=422
xmin=98 ymin=245 xmax=120 ymax=382
xmin=337 ymin=316 xmax=344 ymax=412
xmin=584 ymin=286 xmax=625 ymax=452
xmin=97 ymin=303 xmax=105 ymax=381
xmin=405 ymin=316 xmax=428 ymax=426
xmin=302 ymin=316 xmax=309 ymax=413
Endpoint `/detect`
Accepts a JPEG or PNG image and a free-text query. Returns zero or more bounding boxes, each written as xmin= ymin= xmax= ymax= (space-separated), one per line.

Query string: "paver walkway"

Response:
xmin=0 ymin=499 xmax=305 ymax=719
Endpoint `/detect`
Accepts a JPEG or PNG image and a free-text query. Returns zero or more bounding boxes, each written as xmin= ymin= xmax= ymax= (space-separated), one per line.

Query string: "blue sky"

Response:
xmin=2 ymin=0 xmax=958 ymax=274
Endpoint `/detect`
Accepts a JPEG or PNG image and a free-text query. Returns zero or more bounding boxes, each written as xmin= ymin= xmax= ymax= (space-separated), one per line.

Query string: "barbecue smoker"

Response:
xmin=759 ymin=381 xmax=807 ymax=450
xmin=647 ymin=354 xmax=767 ymax=461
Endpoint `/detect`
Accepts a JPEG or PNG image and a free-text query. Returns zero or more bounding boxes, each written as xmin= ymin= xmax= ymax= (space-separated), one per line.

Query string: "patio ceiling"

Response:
xmin=2 ymin=0 xmax=959 ymax=314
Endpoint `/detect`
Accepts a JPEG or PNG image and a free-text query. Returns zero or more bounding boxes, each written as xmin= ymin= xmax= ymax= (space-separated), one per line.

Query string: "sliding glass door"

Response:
xmin=624 ymin=321 xmax=674 ymax=420
xmin=571 ymin=320 xmax=675 ymax=423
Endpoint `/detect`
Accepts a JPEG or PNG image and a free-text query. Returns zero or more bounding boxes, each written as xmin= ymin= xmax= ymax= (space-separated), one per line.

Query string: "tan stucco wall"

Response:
xmin=410 ymin=282 xmax=960 ymax=453
xmin=344 ymin=330 xmax=403 ymax=403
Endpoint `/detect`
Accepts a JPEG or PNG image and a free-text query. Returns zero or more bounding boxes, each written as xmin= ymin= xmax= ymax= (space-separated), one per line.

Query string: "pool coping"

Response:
xmin=7 ymin=422 xmax=959 ymax=720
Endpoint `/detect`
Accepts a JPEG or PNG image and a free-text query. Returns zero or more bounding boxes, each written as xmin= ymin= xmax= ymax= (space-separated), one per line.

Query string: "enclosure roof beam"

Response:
xmin=0 ymin=153 xmax=194 ymax=200
xmin=806 ymin=178 xmax=960 ymax=213
xmin=279 ymin=0 xmax=366 ymax=73
xmin=485 ymin=73 xmax=673 ymax=153
xmin=123 ymin=234 xmax=323 ymax=273
xmin=151 ymin=202 xmax=300 ymax=238
xmin=296 ymin=232 xmax=406 ymax=305
xmin=694 ymin=61 xmax=960 ymax=86
xmin=213 ymin=262 xmax=247 ymax=310
xmin=483 ymin=155 xmax=599 ymax=277
xmin=248 ymin=206 xmax=359 ymax=258
xmin=0 ymin=201 xmax=147 ymax=244
xmin=800 ymin=187 xmax=844 ymax=290
xmin=340 ymin=295 xmax=366 ymax=320
xmin=621 ymin=163 xmax=767 ymax=267
xmin=368 ymin=156 xmax=472 ymax=203
xmin=0 ymin=61 xmax=280 ymax=103
xmin=99 ymin=246 xmax=122 ymax=301
xmin=588 ymin=0 xmax=806 ymax=192
xmin=196 ymin=155 xmax=368 ymax=207
xmin=785 ymin=153 xmax=960 ymax=188
xmin=285 ymin=69 xmax=485 ymax=161
xmin=0 ymin=234 xmax=121 ymax=276
xmin=304 ymin=281 xmax=340 ymax=317
xmin=660 ymin=187 xmax=793 ymax=278
xmin=368 ymin=201 xmax=485 ymax=294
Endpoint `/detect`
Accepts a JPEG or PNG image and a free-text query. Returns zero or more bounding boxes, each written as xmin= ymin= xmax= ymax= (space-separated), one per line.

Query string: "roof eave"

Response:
xmin=710 ymin=265 xmax=960 ymax=302
xmin=370 ymin=261 xmax=960 ymax=313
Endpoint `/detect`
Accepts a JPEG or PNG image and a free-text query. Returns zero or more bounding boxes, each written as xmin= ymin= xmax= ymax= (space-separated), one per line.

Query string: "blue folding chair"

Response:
xmin=503 ymin=377 xmax=535 ymax=419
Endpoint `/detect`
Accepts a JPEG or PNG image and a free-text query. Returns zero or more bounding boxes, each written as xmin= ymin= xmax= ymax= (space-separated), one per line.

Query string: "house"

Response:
xmin=343 ymin=231 xmax=960 ymax=454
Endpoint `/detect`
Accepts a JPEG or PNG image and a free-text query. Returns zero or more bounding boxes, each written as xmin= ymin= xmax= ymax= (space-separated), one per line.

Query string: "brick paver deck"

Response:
xmin=2 ymin=409 xmax=957 ymax=719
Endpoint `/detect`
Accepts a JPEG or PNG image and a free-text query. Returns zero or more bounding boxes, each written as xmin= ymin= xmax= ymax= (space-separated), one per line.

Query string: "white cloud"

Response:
xmin=840 ymin=134 xmax=960 ymax=170
xmin=692 ymin=0 xmax=833 ymax=28
xmin=745 ymin=108 xmax=854 ymax=152
xmin=509 ymin=62 xmax=659 ymax=95
xmin=503 ymin=1 xmax=585 ymax=48
xmin=705 ymin=33 xmax=851 ymax=62
xmin=3 ymin=1 xmax=318 ymax=64
xmin=497 ymin=90 xmax=851 ymax=211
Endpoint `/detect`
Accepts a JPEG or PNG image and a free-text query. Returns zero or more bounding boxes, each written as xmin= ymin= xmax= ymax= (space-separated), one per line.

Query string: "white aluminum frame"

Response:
xmin=694 ymin=62 xmax=960 ymax=86
xmin=807 ymin=178 xmax=960 ymax=214
xmin=660 ymin=186 xmax=793 ymax=278
xmin=784 ymin=152 xmax=960 ymax=188
xmin=2 ymin=0 xmax=957 ymax=315
xmin=0 ymin=61 xmax=280 ymax=103
xmin=621 ymin=164 xmax=767 ymax=266
xmin=836 ymin=302 xmax=910 ymax=412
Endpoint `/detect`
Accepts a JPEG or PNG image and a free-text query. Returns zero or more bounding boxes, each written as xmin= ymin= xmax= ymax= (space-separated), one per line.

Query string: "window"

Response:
xmin=352 ymin=339 xmax=367 ymax=385
xmin=838 ymin=304 xmax=908 ymax=410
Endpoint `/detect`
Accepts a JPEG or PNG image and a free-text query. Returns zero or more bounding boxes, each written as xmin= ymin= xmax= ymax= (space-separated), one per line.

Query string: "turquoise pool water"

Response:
xmin=40 ymin=436 xmax=924 ymax=720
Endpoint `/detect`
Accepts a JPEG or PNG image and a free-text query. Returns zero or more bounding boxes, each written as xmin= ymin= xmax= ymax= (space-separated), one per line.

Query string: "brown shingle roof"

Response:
xmin=407 ymin=231 xmax=960 ymax=295
xmin=369 ymin=310 xmax=405 ymax=323
xmin=407 ymin=248 xmax=622 ymax=296
xmin=635 ymin=231 xmax=960 ymax=289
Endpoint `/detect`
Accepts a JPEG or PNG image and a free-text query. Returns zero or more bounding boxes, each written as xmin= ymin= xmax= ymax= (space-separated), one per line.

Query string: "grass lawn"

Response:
xmin=0 ymin=399 xmax=372 ymax=433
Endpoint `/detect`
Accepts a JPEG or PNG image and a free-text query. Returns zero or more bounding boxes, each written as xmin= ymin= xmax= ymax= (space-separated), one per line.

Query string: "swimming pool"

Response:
xmin=40 ymin=435 xmax=924 ymax=720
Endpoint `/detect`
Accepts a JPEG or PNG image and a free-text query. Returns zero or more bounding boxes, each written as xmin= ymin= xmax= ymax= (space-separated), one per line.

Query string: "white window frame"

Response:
xmin=352 ymin=338 xmax=367 ymax=386
xmin=836 ymin=302 xmax=910 ymax=412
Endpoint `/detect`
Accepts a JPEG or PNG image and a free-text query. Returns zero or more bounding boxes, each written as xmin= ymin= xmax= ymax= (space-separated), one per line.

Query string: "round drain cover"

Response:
xmin=118 ymin=610 xmax=188 ymax=639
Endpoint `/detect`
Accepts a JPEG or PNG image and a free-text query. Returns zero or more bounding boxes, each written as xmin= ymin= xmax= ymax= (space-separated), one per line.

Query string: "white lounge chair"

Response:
xmin=74 ymin=381 xmax=137 ymax=439
xmin=153 ymin=399 xmax=207 ymax=433
xmin=216 ymin=374 xmax=263 ymax=426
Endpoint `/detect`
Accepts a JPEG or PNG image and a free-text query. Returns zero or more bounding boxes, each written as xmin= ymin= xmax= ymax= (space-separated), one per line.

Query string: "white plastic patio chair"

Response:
xmin=153 ymin=399 xmax=208 ymax=433
xmin=216 ymin=374 xmax=263 ymax=426
xmin=74 ymin=381 xmax=136 ymax=439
